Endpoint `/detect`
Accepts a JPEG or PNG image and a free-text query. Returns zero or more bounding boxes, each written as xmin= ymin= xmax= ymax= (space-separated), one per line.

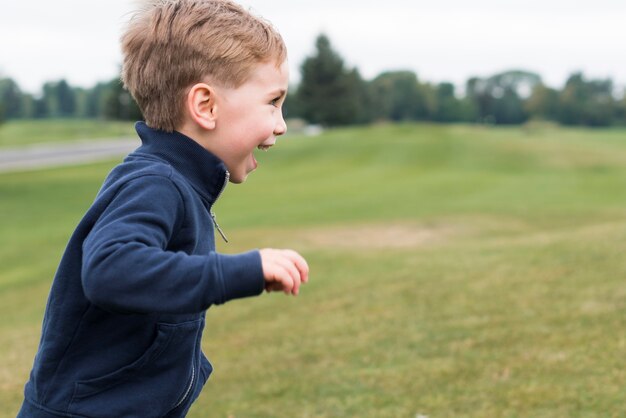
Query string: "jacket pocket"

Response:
xmin=68 ymin=318 xmax=204 ymax=418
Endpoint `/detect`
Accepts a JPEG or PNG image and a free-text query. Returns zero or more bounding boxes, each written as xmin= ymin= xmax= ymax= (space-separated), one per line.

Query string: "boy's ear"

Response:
xmin=186 ymin=83 xmax=218 ymax=130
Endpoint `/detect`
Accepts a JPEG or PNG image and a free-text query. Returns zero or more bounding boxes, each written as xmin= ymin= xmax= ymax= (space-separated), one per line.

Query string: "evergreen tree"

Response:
xmin=283 ymin=90 xmax=303 ymax=120
xmin=297 ymin=34 xmax=367 ymax=126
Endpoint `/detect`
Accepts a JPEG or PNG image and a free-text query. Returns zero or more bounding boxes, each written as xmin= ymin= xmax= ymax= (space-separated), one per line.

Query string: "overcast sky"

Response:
xmin=1 ymin=0 xmax=625 ymax=95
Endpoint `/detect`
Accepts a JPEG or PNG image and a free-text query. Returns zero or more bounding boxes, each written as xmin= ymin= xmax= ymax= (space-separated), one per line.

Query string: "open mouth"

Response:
xmin=257 ymin=144 xmax=272 ymax=152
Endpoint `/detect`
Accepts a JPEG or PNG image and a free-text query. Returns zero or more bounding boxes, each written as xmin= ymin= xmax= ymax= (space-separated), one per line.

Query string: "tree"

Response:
xmin=344 ymin=68 xmax=372 ymax=124
xmin=283 ymin=89 xmax=304 ymax=120
xmin=525 ymin=84 xmax=559 ymax=121
xmin=615 ymin=89 xmax=626 ymax=125
xmin=558 ymin=73 xmax=614 ymax=126
xmin=432 ymin=82 xmax=466 ymax=122
xmin=39 ymin=79 xmax=78 ymax=118
xmin=558 ymin=73 xmax=587 ymax=125
xmin=0 ymin=77 xmax=24 ymax=119
xmin=102 ymin=78 xmax=143 ymax=121
xmin=73 ymin=87 xmax=89 ymax=118
xmin=81 ymin=82 xmax=108 ymax=118
xmin=370 ymin=71 xmax=428 ymax=121
xmin=297 ymin=34 xmax=368 ymax=126
xmin=56 ymin=80 xmax=76 ymax=117
xmin=33 ymin=96 xmax=48 ymax=119
xmin=466 ymin=70 xmax=541 ymax=124
xmin=20 ymin=94 xmax=37 ymax=119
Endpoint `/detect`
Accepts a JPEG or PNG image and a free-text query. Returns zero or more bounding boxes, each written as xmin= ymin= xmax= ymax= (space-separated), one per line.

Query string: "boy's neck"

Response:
xmin=176 ymin=120 xmax=217 ymax=157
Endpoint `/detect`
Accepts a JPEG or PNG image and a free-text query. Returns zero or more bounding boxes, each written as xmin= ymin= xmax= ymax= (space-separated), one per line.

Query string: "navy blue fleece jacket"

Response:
xmin=18 ymin=122 xmax=265 ymax=418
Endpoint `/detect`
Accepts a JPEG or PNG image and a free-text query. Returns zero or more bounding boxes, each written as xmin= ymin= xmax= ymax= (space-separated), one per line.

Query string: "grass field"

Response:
xmin=1 ymin=122 xmax=625 ymax=417
xmin=0 ymin=119 xmax=136 ymax=147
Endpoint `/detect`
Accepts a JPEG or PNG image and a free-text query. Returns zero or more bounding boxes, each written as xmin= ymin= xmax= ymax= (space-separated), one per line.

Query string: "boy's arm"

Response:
xmin=81 ymin=174 xmax=264 ymax=314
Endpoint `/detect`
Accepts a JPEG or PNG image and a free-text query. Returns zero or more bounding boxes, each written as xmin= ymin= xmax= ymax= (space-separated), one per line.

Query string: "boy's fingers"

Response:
xmin=271 ymin=264 xmax=295 ymax=294
xmin=275 ymin=257 xmax=301 ymax=295
xmin=282 ymin=250 xmax=309 ymax=283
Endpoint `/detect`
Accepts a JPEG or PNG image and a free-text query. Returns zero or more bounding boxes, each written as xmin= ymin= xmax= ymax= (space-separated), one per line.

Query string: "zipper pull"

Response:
xmin=210 ymin=210 xmax=229 ymax=243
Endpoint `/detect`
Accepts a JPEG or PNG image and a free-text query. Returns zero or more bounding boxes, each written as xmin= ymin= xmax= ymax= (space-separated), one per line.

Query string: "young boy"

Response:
xmin=17 ymin=1 xmax=308 ymax=417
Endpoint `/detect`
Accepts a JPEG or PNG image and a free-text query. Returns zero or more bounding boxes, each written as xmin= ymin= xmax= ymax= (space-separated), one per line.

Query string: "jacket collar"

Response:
xmin=134 ymin=121 xmax=228 ymax=204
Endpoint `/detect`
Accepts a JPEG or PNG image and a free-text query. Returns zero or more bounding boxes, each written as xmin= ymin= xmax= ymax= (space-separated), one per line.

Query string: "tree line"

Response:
xmin=1 ymin=34 xmax=624 ymax=127
xmin=0 ymin=77 xmax=142 ymax=123
xmin=291 ymin=35 xmax=625 ymax=127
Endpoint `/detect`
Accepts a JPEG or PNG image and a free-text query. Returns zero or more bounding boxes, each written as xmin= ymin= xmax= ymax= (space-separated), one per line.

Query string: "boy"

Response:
xmin=17 ymin=1 xmax=309 ymax=417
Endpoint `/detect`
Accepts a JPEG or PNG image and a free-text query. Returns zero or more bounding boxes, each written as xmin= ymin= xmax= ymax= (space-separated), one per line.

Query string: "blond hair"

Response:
xmin=121 ymin=0 xmax=287 ymax=132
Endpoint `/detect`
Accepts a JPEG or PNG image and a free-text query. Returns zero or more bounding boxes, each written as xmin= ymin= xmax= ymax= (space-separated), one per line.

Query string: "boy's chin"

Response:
xmin=227 ymin=157 xmax=257 ymax=184
xmin=228 ymin=171 xmax=249 ymax=184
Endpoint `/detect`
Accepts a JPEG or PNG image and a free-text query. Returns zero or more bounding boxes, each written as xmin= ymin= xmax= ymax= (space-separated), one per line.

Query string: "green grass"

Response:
xmin=1 ymin=123 xmax=625 ymax=417
xmin=0 ymin=119 xmax=136 ymax=147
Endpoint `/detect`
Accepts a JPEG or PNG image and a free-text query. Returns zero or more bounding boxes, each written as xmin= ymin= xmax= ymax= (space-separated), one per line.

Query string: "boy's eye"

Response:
xmin=270 ymin=97 xmax=281 ymax=107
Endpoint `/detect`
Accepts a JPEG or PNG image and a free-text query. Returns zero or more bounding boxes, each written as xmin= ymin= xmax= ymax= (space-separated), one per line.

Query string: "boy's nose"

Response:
xmin=274 ymin=113 xmax=287 ymax=136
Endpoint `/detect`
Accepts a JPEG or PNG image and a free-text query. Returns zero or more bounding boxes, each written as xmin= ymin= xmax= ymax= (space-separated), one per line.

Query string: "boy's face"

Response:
xmin=213 ymin=59 xmax=289 ymax=183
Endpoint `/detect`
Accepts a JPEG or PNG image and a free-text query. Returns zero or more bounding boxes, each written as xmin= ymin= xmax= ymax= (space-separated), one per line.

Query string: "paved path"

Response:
xmin=0 ymin=137 xmax=140 ymax=173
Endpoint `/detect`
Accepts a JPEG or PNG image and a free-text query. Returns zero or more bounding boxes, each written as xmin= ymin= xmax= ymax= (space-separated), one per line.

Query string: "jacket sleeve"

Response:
xmin=81 ymin=174 xmax=264 ymax=314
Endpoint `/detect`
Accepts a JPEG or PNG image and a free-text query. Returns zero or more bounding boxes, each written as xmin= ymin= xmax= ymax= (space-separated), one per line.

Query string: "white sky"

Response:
xmin=1 ymin=0 xmax=625 ymax=95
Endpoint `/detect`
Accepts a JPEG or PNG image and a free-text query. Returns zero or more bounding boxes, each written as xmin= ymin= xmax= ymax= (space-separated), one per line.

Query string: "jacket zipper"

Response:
xmin=210 ymin=170 xmax=230 ymax=243
xmin=172 ymin=364 xmax=195 ymax=410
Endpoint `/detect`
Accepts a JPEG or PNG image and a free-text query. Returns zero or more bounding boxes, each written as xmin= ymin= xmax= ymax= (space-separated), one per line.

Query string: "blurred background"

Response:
xmin=1 ymin=1 xmax=625 ymax=417
xmin=1 ymin=0 xmax=625 ymax=125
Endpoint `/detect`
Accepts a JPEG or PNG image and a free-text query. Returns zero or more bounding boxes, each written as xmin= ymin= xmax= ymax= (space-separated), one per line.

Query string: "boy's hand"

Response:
xmin=259 ymin=249 xmax=309 ymax=296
